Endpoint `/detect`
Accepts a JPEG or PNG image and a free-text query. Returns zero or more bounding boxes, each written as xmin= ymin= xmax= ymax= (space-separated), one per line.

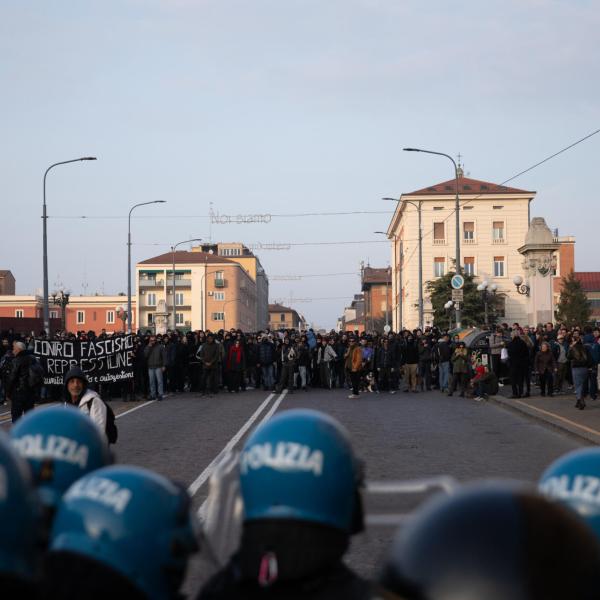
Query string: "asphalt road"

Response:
xmin=103 ymin=386 xmax=584 ymax=596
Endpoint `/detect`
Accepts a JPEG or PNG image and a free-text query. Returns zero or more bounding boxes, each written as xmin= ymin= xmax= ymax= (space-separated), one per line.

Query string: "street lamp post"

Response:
xmin=127 ymin=200 xmax=166 ymax=334
xmin=444 ymin=300 xmax=454 ymax=330
xmin=43 ymin=157 xmax=97 ymax=335
xmin=171 ymin=238 xmax=202 ymax=330
xmin=403 ymin=147 xmax=461 ymax=328
xmin=51 ymin=289 xmax=71 ymax=332
xmin=477 ymin=280 xmax=498 ymax=327
xmin=382 ymin=198 xmax=424 ymax=329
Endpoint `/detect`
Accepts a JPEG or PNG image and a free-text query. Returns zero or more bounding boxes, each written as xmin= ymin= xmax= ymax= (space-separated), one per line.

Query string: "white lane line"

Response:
xmin=116 ymin=400 xmax=156 ymax=419
xmin=0 ymin=410 xmax=10 ymax=417
xmin=188 ymin=393 xmax=275 ymax=497
xmin=195 ymin=390 xmax=288 ymax=516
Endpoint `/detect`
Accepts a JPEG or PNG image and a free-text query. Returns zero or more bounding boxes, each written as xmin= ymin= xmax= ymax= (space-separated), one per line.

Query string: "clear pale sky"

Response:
xmin=2 ymin=0 xmax=599 ymax=329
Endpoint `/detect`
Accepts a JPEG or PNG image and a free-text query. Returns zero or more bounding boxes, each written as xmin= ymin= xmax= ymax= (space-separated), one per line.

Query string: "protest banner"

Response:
xmin=33 ymin=335 xmax=135 ymax=386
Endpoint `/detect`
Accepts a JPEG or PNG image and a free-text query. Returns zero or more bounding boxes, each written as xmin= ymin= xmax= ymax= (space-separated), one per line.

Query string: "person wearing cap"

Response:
xmin=64 ymin=367 xmax=108 ymax=435
xmin=6 ymin=340 xmax=35 ymax=423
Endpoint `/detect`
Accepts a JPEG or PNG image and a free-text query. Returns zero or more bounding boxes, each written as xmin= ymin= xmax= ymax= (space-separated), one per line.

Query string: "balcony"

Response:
xmin=492 ymin=237 xmax=506 ymax=244
xmin=214 ymin=278 xmax=226 ymax=288
xmin=463 ymin=238 xmax=476 ymax=244
xmin=173 ymin=278 xmax=192 ymax=288
xmin=433 ymin=239 xmax=446 ymax=245
xmin=139 ymin=279 xmax=164 ymax=288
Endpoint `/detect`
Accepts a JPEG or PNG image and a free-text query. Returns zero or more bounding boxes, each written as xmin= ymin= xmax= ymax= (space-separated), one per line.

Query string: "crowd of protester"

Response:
xmin=2 ymin=320 xmax=600 ymax=423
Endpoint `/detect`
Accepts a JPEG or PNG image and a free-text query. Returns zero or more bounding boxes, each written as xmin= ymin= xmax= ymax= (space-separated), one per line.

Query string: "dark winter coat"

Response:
xmin=534 ymin=350 xmax=557 ymax=373
xmin=6 ymin=351 xmax=32 ymax=395
xmin=258 ymin=341 xmax=275 ymax=365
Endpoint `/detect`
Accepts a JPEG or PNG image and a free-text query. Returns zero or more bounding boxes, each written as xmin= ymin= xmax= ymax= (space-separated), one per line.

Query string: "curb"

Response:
xmin=489 ymin=394 xmax=600 ymax=446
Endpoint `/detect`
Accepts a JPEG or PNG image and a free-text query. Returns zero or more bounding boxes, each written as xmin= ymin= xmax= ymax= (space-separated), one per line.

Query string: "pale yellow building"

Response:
xmin=136 ymin=249 xmax=259 ymax=332
xmin=197 ymin=243 xmax=269 ymax=330
xmin=386 ymin=175 xmax=536 ymax=329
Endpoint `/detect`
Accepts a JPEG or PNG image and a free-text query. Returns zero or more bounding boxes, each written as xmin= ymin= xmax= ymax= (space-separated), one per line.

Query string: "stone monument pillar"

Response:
xmin=153 ymin=299 xmax=171 ymax=335
xmin=517 ymin=217 xmax=559 ymax=326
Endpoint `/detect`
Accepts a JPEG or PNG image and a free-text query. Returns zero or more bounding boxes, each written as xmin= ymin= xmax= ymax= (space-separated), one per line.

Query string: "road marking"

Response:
xmin=195 ymin=389 xmax=288 ymax=521
xmin=188 ymin=393 xmax=276 ymax=497
xmin=514 ymin=400 xmax=600 ymax=438
xmin=115 ymin=400 xmax=156 ymax=419
xmin=257 ymin=388 xmax=287 ymax=425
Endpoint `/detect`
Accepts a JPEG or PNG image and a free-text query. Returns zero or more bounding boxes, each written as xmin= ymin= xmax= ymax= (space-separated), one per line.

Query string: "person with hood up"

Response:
xmin=64 ymin=367 xmax=107 ymax=436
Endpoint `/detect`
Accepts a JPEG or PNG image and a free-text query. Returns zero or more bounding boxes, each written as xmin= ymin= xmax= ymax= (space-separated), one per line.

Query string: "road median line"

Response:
xmin=115 ymin=400 xmax=156 ymax=419
xmin=188 ymin=392 xmax=276 ymax=497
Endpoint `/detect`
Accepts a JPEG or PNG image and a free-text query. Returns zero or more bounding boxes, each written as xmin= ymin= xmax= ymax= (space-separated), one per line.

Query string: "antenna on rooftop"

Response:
xmin=456 ymin=153 xmax=464 ymax=178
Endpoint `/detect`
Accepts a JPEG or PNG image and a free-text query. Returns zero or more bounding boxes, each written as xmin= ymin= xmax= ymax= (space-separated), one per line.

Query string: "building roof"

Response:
xmin=0 ymin=270 xmax=14 ymax=277
xmin=139 ymin=251 xmax=235 ymax=265
xmin=268 ymin=303 xmax=294 ymax=313
xmin=575 ymin=272 xmax=600 ymax=292
xmin=362 ymin=267 xmax=392 ymax=286
xmin=405 ymin=176 xmax=534 ymax=196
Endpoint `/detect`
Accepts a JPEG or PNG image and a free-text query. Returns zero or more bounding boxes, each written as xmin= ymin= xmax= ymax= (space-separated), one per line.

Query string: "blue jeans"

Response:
xmin=148 ymin=367 xmax=164 ymax=399
xmin=439 ymin=362 xmax=450 ymax=391
xmin=262 ymin=364 xmax=274 ymax=389
xmin=572 ymin=367 xmax=588 ymax=401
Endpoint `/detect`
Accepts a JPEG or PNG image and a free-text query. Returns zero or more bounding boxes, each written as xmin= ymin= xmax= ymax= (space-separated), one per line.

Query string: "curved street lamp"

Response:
xmin=43 ymin=157 xmax=97 ymax=335
xmin=402 ymin=147 xmax=461 ymax=328
xmin=171 ymin=238 xmax=202 ymax=330
xmin=127 ymin=200 xmax=166 ymax=333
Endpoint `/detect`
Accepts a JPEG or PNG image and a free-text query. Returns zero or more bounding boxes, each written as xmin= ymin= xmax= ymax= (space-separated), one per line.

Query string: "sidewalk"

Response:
xmin=490 ymin=386 xmax=600 ymax=445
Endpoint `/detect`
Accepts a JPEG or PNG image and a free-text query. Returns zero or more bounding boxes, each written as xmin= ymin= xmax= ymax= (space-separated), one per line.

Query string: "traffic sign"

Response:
xmin=451 ymin=289 xmax=464 ymax=302
xmin=451 ymin=274 xmax=465 ymax=290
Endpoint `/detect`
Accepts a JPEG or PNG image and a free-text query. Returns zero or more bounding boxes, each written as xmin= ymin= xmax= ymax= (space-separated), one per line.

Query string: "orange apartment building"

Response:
xmin=268 ymin=304 xmax=306 ymax=331
xmin=0 ymin=295 xmax=137 ymax=334
xmin=361 ymin=266 xmax=392 ymax=333
xmin=136 ymin=249 xmax=259 ymax=332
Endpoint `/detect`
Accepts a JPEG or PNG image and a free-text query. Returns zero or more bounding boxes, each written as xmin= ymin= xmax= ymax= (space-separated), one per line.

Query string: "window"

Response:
xmin=147 ymin=293 xmax=157 ymax=306
xmin=434 ymin=257 xmax=445 ymax=277
xmin=464 ymin=257 xmax=475 ymax=276
xmin=463 ymin=206 xmax=474 ymax=210
xmin=221 ymin=248 xmax=241 ymax=257
xmin=175 ymin=313 xmax=184 ymax=325
xmin=463 ymin=221 xmax=475 ymax=242
xmin=493 ymin=205 xmax=504 ymax=210
xmin=175 ymin=292 xmax=184 ymax=306
xmin=212 ymin=312 xmax=224 ymax=321
xmin=147 ymin=313 xmax=154 ymax=325
xmin=433 ymin=206 xmax=444 ymax=211
xmin=50 ymin=310 xmax=58 ymax=318
xmin=77 ymin=311 xmax=85 ymax=324
xmin=106 ymin=311 xmax=115 ymax=324
xmin=433 ymin=222 xmax=445 ymax=244
xmin=280 ymin=313 xmax=286 ymax=322
xmin=493 ymin=256 xmax=505 ymax=277
xmin=214 ymin=271 xmax=225 ymax=287
xmin=214 ymin=292 xmax=225 ymax=301
xmin=492 ymin=221 xmax=505 ymax=242
xmin=15 ymin=309 xmax=23 ymax=318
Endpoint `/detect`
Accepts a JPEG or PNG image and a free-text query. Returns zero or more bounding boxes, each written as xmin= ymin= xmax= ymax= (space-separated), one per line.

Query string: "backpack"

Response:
xmin=28 ymin=357 xmax=45 ymax=388
xmin=85 ymin=397 xmax=118 ymax=444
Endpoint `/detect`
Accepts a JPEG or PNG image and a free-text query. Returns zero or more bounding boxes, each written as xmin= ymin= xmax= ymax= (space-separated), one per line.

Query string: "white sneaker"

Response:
xmin=474 ymin=396 xmax=483 ymax=402
xmin=348 ymin=394 xmax=359 ymax=399
xmin=389 ymin=390 xmax=396 ymax=395
xmin=498 ymin=382 xmax=504 ymax=387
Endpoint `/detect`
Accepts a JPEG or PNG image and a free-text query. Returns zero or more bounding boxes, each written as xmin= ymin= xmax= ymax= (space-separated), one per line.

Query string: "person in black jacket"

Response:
xmin=436 ymin=334 xmax=452 ymax=393
xmin=506 ymin=331 xmax=529 ymax=399
xmin=6 ymin=340 xmax=34 ymax=423
xmin=376 ymin=338 xmax=396 ymax=393
xmin=402 ymin=336 xmax=419 ymax=393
